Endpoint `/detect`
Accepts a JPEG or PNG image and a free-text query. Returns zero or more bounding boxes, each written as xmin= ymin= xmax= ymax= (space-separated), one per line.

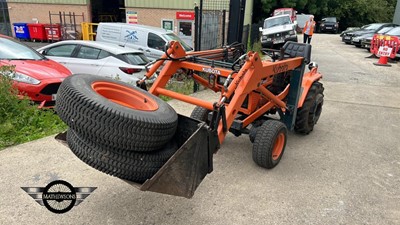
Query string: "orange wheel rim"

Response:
xmin=92 ymin=82 xmax=158 ymax=111
xmin=272 ymin=133 xmax=285 ymax=160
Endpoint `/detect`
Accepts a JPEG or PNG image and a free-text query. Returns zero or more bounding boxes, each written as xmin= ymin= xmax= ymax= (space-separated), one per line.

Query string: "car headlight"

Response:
xmin=321 ymin=24 xmax=325 ymax=27
xmin=266 ymin=38 xmax=272 ymax=41
xmin=12 ymin=72 xmax=41 ymax=85
xmin=289 ymin=30 xmax=295 ymax=35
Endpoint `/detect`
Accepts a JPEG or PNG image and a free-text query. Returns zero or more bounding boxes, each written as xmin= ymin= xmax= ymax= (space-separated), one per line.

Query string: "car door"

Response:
xmin=40 ymin=44 xmax=77 ymax=67
xmin=67 ymin=45 xmax=105 ymax=75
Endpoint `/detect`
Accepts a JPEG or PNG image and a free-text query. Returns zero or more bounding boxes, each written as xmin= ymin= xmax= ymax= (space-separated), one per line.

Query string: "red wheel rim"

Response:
xmin=272 ymin=133 xmax=285 ymax=160
xmin=92 ymin=82 xmax=158 ymax=111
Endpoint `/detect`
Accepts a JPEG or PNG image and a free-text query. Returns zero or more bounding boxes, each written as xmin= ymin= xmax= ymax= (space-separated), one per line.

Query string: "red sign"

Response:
xmin=176 ymin=12 xmax=195 ymax=20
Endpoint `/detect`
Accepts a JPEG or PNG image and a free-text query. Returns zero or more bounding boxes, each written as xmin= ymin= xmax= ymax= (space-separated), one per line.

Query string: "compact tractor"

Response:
xmin=56 ymin=41 xmax=324 ymax=198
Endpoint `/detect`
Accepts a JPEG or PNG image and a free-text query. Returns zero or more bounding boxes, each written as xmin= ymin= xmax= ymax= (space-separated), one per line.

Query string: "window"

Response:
xmin=45 ymin=44 xmax=76 ymax=57
xmin=76 ymin=46 xmax=101 ymax=59
xmin=120 ymin=53 xmax=150 ymax=65
xmin=147 ymin=33 xmax=166 ymax=50
xmin=98 ymin=50 xmax=112 ymax=59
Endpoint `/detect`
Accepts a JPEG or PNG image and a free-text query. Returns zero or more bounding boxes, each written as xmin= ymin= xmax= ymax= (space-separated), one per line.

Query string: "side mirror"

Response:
xmin=259 ymin=27 xmax=263 ymax=32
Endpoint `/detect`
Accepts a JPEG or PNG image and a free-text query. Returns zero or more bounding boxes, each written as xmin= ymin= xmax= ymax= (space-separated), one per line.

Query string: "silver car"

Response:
xmin=37 ymin=40 xmax=155 ymax=84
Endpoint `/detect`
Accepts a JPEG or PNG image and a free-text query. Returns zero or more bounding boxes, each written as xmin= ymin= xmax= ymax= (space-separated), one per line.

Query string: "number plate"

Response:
xmin=326 ymin=27 xmax=332 ymax=29
xmin=52 ymin=94 xmax=57 ymax=101
xmin=273 ymin=39 xmax=284 ymax=44
xmin=344 ymin=36 xmax=351 ymax=40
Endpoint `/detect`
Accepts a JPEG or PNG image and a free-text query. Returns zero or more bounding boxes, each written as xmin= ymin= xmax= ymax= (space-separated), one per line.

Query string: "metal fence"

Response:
xmin=195 ymin=0 xmax=229 ymax=51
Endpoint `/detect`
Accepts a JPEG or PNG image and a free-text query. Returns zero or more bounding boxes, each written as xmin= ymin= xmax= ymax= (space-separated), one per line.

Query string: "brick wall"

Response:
xmin=8 ymin=3 xmax=90 ymax=35
xmin=127 ymin=8 xmax=189 ymax=32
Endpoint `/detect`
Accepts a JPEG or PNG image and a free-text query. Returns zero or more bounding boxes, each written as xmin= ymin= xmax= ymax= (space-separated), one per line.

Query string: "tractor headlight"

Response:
xmin=308 ymin=62 xmax=318 ymax=71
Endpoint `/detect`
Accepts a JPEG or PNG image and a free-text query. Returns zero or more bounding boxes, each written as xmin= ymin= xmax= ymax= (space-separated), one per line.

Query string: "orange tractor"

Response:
xmin=56 ymin=41 xmax=324 ymax=198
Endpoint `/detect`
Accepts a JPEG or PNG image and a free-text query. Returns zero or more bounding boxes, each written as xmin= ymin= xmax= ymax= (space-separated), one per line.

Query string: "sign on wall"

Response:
xmin=176 ymin=12 xmax=195 ymax=20
xmin=126 ymin=11 xmax=138 ymax=24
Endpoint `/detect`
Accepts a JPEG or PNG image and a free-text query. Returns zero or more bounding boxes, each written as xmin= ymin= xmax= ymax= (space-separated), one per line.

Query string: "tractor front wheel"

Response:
xmin=190 ymin=106 xmax=210 ymax=123
xmin=252 ymin=120 xmax=288 ymax=169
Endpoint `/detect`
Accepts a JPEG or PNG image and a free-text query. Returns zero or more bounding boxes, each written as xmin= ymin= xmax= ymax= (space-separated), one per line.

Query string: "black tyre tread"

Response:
xmin=67 ymin=129 xmax=178 ymax=183
xmin=56 ymin=75 xmax=178 ymax=152
xmin=252 ymin=120 xmax=287 ymax=169
xmin=295 ymin=81 xmax=324 ymax=134
xmin=190 ymin=106 xmax=210 ymax=122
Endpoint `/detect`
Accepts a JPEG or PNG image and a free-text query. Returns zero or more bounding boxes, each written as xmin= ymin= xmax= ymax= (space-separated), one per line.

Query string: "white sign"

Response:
xmin=377 ymin=46 xmax=392 ymax=57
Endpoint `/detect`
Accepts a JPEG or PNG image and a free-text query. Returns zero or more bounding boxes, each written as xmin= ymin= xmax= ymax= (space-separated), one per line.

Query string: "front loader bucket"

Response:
xmin=55 ymin=114 xmax=219 ymax=199
xmin=135 ymin=114 xmax=219 ymax=198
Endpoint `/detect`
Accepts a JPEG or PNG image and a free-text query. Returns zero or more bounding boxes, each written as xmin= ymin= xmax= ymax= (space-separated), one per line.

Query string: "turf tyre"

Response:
xmin=56 ymin=74 xmax=178 ymax=152
xmin=252 ymin=120 xmax=287 ymax=169
xmin=67 ymin=129 xmax=178 ymax=183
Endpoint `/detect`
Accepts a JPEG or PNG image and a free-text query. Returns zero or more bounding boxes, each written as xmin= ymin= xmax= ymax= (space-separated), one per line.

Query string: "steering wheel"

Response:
xmin=261 ymin=48 xmax=292 ymax=62
xmin=261 ymin=48 xmax=282 ymax=61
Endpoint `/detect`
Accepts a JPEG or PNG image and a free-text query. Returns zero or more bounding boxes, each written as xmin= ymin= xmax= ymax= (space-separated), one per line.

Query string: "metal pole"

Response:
xmin=199 ymin=0 xmax=203 ymax=51
xmin=194 ymin=6 xmax=199 ymax=51
xmin=73 ymin=12 xmax=77 ymax=40
xmin=222 ymin=10 xmax=226 ymax=46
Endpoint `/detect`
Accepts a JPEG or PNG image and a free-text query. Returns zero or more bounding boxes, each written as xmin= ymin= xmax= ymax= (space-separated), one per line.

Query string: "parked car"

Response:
xmin=361 ymin=26 xmax=400 ymax=57
xmin=353 ymin=26 xmax=395 ymax=49
xmin=273 ymin=8 xmax=297 ymax=23
xmin=0 ymin=35 xmax=72 ymax=107
xmin=319 ymin=17 xmax=339 ymax=33
xmin=342 ymin=23 xmax=398 ymax=44
xmin=259 ymin=14 xmax=298 ymax=49
xmin=340 ymin=27 xmax=361 ymax=37
xmin=37 ymin=40 xmax=153 ymax=84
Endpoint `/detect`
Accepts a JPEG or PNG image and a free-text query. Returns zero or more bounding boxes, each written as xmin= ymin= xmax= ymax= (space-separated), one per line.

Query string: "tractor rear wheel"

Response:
xmin=190 ymin=106 xmax=210 ymax=123
xmin=252 ymin=120 xmax=287 ymax=169
xmin=295 ymin=81 xmax=324 ymax=134
xmin=56 ymin=74 xmax=178 ymax=152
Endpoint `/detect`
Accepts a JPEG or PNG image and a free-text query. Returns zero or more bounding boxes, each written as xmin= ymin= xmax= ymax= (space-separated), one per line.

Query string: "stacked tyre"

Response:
xmin=56 ymin=74 xmax=179 ymax=183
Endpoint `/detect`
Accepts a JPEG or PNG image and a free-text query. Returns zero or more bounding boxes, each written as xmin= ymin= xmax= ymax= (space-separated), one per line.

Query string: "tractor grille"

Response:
xmin=40 ymin=83 xmax=61 ymax=95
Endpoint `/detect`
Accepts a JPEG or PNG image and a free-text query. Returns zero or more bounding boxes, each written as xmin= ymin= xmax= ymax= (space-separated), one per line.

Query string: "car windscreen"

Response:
xmin=0 ymin=38 xmax=45 ymax=60
xmin=364 ymin=24 xmax=384 ymax=31
xmin=162 ymin=33 xmax=193 ymax=52
xmin=377 ymin=27 xmax=393 ymax=34
xmin=274 ymin=10 xmax=292 ymax=16
xmin=120 ymin=53 xmax=150 ymax=65
xmin=385 ymin=27 xmax=400 ymax=36
xmin=324 ymin=17 xmax=336 ymax=22
xmin=264 ymin=16 xmax=291 ymax=28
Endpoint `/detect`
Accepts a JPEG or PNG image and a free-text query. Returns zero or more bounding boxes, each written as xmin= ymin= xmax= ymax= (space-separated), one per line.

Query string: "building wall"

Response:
xmin=126 ymin=8 xmax=178 ymax=29
xmin=125 ymin=0 xmax=229 ymax=10
xmin=7 ymin=0 xmax=88 ymax=4
xmin=8 ymin=2 xmax=89 ymax=36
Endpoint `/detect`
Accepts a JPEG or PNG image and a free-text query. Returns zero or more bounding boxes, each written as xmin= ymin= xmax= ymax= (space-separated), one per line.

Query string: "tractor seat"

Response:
xmin=281 ymin=41 xmax=312 ymax=64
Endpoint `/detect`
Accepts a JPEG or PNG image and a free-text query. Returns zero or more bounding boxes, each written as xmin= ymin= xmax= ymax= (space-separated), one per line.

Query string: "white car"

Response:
xmin=37 ymin=40 xmax=154 ymax=84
